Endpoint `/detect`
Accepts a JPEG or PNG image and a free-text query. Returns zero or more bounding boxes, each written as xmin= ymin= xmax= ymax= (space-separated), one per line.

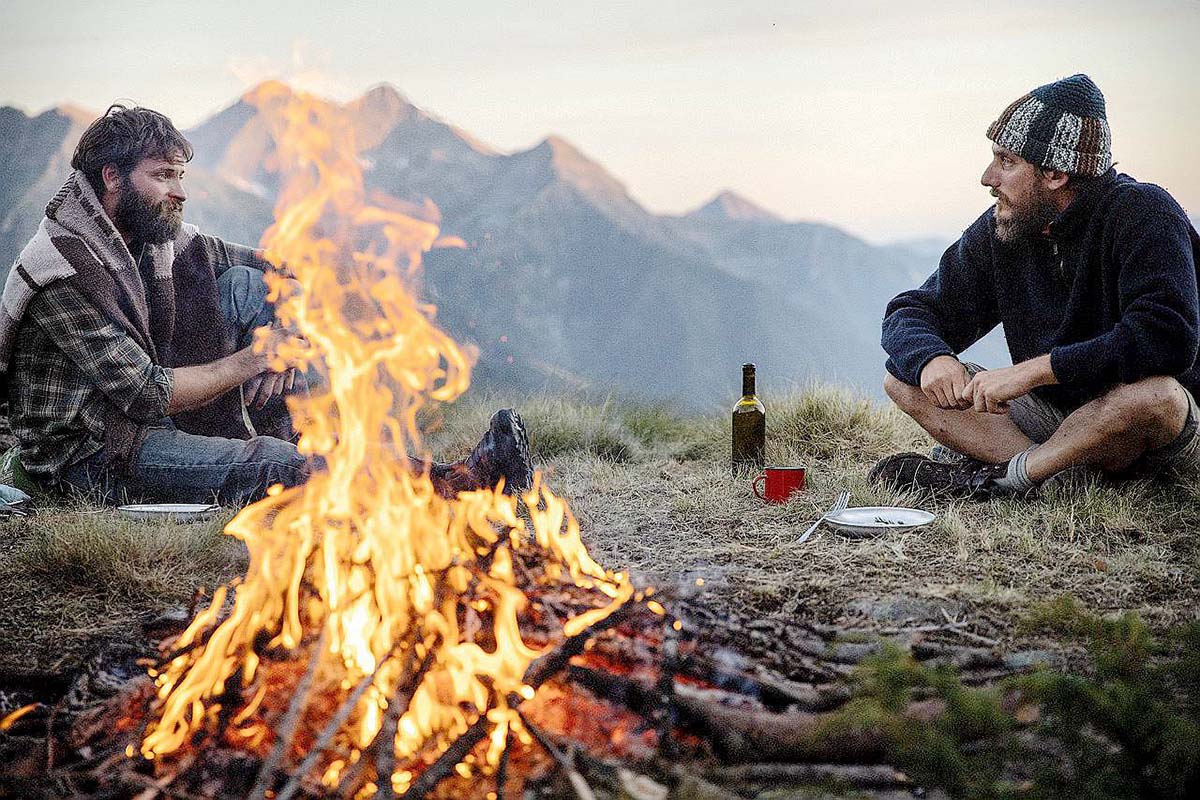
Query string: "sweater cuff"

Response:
xmin=886 ymin=348 xmax=956 ymax=386
xmin=125 ymin=365 xmax=174 ymax=422
xmin=1050 ymin=341 xmax=1106 ymax=388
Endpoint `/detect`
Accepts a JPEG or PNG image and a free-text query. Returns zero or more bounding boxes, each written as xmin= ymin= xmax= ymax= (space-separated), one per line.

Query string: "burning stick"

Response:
xmin=521 ymin=602 xmax=636 ymax=688
xmin=494 ymin=729 xmax=511 ymax=800
xmin=399 ymin=603 xmax=638 ymax=799
xmin=396 ymin=717 xmax=489 ymax=800
xmin=372 ymin=644 xmax=435 ymax=800
xmin=275 ymin=654 xmax=391 ymax=800
xmin=517 ymin=710 xmax=597 ymax=800
xmin=652 ymin=625 xmax=679 ymax=760
xmin=249 ymin=629 xmax=327 ymax=798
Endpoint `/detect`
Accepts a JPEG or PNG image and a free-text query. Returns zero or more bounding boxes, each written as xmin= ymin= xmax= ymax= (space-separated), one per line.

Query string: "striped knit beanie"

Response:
xmin=986 ymin=74 xmax=1112 ymax=177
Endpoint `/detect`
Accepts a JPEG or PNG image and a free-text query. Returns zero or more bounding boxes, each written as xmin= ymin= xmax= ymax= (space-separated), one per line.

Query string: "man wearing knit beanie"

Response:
xmin=871 ymin=74 xmax=1200 ymax=499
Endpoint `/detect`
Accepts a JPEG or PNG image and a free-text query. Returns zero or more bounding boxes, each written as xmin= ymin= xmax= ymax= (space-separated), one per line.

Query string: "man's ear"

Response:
xmin=101 ymin=163 xmax=123 ymax=196
xmin=1040 ymin=168 xmax=1070 ymax=191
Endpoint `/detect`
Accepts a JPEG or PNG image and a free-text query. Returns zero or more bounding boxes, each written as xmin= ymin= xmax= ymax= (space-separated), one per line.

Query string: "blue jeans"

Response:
xmin=60 ymin=266 xmax=315 ymax=506
xmin=61 ymin=423 xmax=314 ymax=505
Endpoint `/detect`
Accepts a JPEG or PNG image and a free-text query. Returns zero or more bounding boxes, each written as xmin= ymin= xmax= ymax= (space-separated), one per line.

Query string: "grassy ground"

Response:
xmin=0 ymin=504 xmax=243 ymax=681
xmin=427 ymin=386 xmax=1200 ymax=634
xmin=2 ymin=385 xmax=1198 ymax=683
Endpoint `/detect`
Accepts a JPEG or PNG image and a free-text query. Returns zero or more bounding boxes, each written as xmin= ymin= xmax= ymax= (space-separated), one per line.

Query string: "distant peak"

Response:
xmin=538 ymin=134 xmax=583 ymax=157
xmin=354 ymin=83 xmax=417 ymax=117
xmin=551 ymin=135 xmax=621 ymax=171
xmin=360 ymin=83 xmax=406 ymax=104
xmin=690 ymin=190 xmax=782 ymax=223
xmin=525 ymin=135 xmax=598 ymax=172
xmin=346 ymin=83 xmax=427 ymax=150
xmin=514 ymin=135 xmax=638 ymax=210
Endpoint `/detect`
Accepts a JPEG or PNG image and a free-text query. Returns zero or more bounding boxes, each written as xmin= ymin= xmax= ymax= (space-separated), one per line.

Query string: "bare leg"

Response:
xmin=1024 ymin=377 xmax=1189 ymax=482
xmin=884 ymin=375 xmax=1033 ymax=463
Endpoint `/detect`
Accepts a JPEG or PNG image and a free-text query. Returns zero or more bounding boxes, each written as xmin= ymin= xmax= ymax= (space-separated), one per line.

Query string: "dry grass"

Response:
xmin=0 ymin=506 xmax=244 ymax=679
xmin=2 ymin=384 xmax=1198 ymax=679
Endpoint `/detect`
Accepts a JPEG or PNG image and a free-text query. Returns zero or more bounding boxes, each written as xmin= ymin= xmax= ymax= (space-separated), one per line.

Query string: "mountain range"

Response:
xmin=1 ymin=84 xmax=1023 ymax=404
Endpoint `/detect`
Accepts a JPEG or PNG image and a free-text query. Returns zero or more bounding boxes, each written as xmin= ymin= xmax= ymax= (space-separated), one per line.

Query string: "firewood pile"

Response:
xmin=0 ymin=576 xmax=1052 ymax=800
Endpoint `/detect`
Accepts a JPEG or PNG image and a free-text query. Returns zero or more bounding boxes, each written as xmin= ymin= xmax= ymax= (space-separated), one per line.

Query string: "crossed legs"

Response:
xmin=883 ymin=373 xmax=1191 ymax=481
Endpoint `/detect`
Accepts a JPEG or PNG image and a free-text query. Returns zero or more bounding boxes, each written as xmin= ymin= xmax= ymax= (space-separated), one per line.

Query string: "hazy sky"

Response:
xmin=3 ymin=0 xmax=1198 ymax=242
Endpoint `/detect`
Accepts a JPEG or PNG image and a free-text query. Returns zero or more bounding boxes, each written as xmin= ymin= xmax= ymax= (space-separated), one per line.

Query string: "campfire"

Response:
xmin=129 ymin=82 xmax=646 ymax=796
xmin=0 ymin=83 xmax=1053 ymax=800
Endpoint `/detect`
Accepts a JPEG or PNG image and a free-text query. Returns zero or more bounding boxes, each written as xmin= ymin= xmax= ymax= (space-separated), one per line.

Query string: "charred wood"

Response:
xmin=275 ymin=655 xmax=390 ymax=800
xmin=402 ymin=603 xmax=637 ymax=799
xmin=706 ymin=762 xmax=913 ymax=791
xmin=397 ymin=716 xmax=489 ymax=800
xmin=518 ymin=712 xmax=597 ymax=800
xmin=249 ymin=629 xmax=327 ymax=799
xmin=373 ymin=644 xmax=435 ymax=800
xmin=522 ymin=603 xmax=637 ymax=689
xmin=652 ymin=627 xmax=678 ymax=761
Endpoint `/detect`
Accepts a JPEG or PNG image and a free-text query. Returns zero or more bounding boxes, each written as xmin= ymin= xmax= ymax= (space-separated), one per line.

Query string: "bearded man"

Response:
xmin=872 ymin=74 xmax=1200 ymax=498
xmin=0 ymin=104 xmax=531 ymax=505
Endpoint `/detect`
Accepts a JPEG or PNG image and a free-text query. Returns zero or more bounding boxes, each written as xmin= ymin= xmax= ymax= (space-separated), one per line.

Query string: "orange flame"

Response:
xmin=140 ymin=82 xmax=631 ymax=784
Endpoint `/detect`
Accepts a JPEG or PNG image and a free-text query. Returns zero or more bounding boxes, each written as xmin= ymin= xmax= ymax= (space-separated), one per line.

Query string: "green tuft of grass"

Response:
xmin=823 ymin=608 xmax=1200 ymax=799
xmin=1014 ymin=602 xmax=1200 ymax=799
xmin=818 ymin=648 xmax=1012 ymax=798
xmin=616 ymin=400 xmax=696 ymax=448
xmin=768 ymin=383 xmax=928 ymax=463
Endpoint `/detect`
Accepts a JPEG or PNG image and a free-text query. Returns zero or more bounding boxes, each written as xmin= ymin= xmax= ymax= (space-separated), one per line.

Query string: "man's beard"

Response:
xmin=992 ymin=186 xmax=1057 ymax=246
xmin=114 ymin=181 xmax=183 ymax=245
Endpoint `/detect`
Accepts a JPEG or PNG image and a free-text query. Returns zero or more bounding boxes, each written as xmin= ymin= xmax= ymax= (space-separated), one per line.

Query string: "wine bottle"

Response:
xmin=732 ymin=363 xmax=765 ymax=475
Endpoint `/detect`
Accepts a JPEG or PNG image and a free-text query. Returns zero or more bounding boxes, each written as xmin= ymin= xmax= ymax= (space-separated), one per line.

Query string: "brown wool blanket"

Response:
xmin=0 ymin=171 xmax=264 ymax=470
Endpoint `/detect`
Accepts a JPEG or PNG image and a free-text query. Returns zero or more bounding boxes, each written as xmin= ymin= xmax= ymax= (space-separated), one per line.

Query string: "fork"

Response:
xmin=796 ymin=490 xmax=850 ymax=545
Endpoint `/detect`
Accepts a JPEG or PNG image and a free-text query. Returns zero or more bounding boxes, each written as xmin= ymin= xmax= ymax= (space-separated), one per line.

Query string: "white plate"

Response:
xmin=117 ymin=503 xmax=220 ymax=522
xmin=823 ymin=505 xmax=936 ymax=537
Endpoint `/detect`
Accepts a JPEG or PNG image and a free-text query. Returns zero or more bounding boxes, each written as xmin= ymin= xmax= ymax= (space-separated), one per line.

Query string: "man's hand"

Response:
xmin=919 ymin=355 xmax=971 ymax=410
xmin=244 ymin=325 xmax=306 ymax=409
xmin=251 ymin=325 xmax=307 ymax=372
xmin=168 ymin=327 xmax=307 ymax=417
xmin=962 ymin=355 xmax=1057 ymax=414
xmin=244 ymin=369 xmax=296 ymax=410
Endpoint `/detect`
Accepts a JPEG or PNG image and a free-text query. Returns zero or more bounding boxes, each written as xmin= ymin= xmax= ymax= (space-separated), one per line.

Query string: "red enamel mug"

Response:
xmin=752 ymin=466 xmax=807 ymax=503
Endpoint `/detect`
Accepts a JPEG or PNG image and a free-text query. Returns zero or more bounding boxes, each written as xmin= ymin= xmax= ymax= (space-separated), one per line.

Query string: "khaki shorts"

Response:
xmin=963 ymin=362 xmax=1200 ymax=479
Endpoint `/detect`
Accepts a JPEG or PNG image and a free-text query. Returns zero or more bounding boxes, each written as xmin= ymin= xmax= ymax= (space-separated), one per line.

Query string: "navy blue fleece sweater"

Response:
xmin=882 ymin=169 xmax=1200 ymax=410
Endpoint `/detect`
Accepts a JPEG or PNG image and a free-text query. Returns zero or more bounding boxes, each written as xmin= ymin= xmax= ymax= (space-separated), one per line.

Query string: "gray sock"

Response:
xmin=993 ymin=446 xmax=1038 ymax=493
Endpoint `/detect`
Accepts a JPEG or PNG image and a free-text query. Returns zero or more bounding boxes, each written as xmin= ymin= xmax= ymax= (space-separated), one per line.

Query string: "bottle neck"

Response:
xmin=742 ymin=369 xmax=756 ymax=397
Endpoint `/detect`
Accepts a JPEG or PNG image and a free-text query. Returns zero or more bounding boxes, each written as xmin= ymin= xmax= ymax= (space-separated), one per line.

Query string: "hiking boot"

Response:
xmin=465 ymin=409 xmax=534 ymax=495
xmin=868 ymin=451 xmax=1014 ymax=500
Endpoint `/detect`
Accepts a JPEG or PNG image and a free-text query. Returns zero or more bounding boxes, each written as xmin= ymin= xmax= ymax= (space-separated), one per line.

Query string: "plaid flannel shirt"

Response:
xmin=8 ymin=279 xmax=174 ymax=477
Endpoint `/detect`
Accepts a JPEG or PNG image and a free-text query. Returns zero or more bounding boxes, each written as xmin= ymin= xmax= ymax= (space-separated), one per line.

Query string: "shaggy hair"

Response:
xmin=71 ymin=104 xmax=193 ymax=197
